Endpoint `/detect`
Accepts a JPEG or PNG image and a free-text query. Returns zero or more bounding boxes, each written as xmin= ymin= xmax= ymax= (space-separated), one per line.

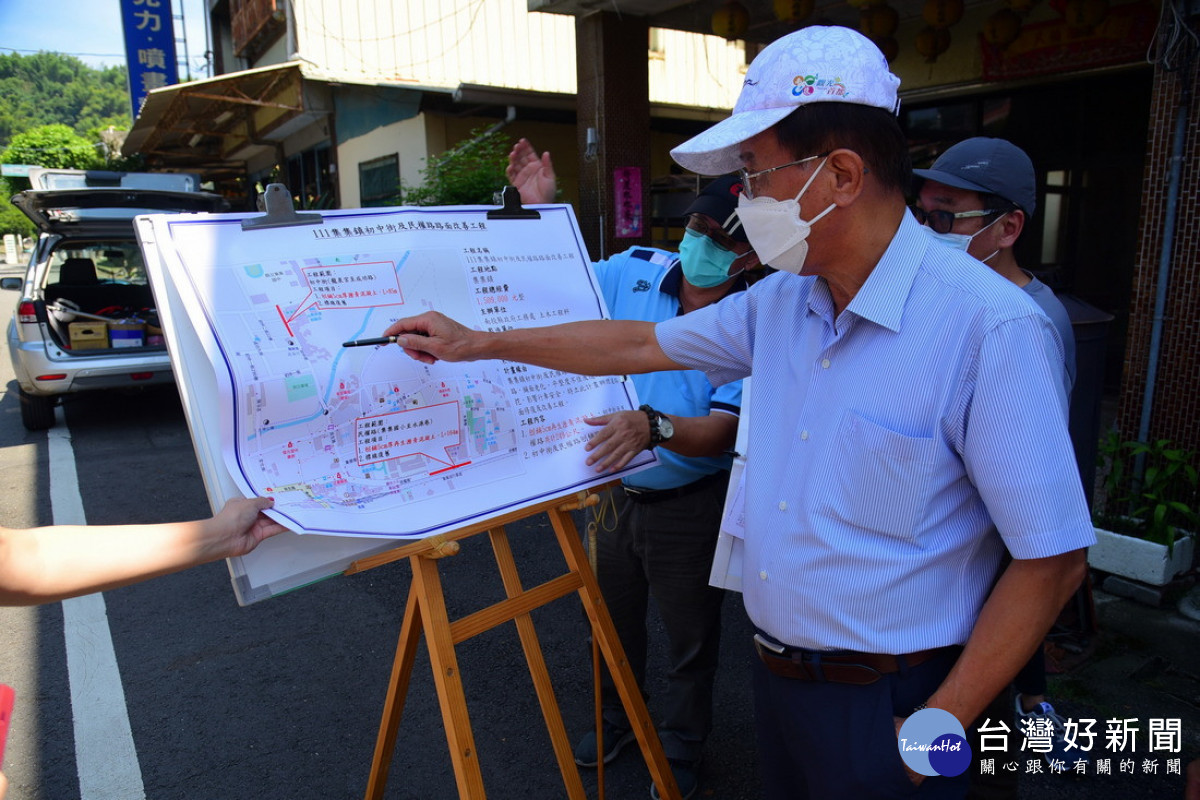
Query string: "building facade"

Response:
xmin=123 ymin=0 xmax=1200 ymax=478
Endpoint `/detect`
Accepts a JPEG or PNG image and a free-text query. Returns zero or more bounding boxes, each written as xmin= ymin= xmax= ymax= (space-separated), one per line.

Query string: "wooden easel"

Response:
xmin=346 ymin=488 xmax=681 ymax=800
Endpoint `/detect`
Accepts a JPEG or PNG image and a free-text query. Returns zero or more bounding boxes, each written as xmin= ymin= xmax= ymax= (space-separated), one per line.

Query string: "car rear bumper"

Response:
xmin=8 ymin=337 xmax=175 ymax=396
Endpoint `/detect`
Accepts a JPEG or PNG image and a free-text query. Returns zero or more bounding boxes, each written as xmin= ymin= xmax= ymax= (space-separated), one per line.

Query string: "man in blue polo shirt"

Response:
xmin=507 ymin=140 xmax=757 ymax=800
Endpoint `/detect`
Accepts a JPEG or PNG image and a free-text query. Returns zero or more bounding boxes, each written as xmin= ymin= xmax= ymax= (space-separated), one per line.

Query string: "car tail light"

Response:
xmin=17 ymin=302 xmax=38 ymax=324
xmin=35 ymin=374 xmax=67 ymax=382
xmin=129 ymin=372 xmax=154 ymax=381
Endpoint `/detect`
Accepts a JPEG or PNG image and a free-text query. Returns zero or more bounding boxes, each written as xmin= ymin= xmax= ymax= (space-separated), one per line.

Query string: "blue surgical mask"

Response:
xmin=678 ymin=228 xmax=749 ymax=288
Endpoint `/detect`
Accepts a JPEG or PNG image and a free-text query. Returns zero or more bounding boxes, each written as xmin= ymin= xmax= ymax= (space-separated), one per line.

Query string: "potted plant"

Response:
xmin=1090 ymin=431 xmax=1198 ymax=586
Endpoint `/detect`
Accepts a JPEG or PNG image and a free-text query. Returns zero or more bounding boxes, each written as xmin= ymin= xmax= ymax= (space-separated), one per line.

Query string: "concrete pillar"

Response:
xmin=575 ymin=11 xmax=652 ymax=260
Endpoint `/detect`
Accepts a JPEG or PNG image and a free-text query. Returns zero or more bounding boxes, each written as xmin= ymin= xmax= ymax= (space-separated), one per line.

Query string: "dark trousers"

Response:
xmin=753 ymin=645 xmax=970 ymax=799
xmin=595 ymin=476 xmax=727 ymax=763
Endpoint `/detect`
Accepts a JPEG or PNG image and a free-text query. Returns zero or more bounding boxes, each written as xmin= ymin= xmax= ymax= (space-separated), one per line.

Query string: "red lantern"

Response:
xmin=983 ymin=8 xmax=1023 ymax=45
xmin=915 ymin=25 xmax=951 ymax=62
xmin=923 ymin=0 xmax=965 ymax=28
xmin=860 ymin=4 xmax=900 ymax=39
xmin=712 ymin=1 xmax=751 ymax=39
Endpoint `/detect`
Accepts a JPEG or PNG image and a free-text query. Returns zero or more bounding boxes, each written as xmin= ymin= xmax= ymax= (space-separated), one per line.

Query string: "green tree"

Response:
xmin=402 ymin=127 xmax=512 ymax=206
xmin=1 ymin=124 xmax=103 ymax=195
xmin=0 ymin=53 xmax=130 ymax=148
xmin=0 ymin=202 xmax=34 ymax=242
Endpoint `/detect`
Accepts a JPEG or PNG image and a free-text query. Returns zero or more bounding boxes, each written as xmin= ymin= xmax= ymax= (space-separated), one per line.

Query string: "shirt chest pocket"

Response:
xmin=818 ymin=411 xmax=937 ymax=541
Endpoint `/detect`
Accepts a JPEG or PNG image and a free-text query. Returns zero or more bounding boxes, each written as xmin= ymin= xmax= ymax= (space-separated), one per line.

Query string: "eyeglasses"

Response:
xmin=739 ymin=152 xmax=830 ymax=199
xmin=686 ymin=214 xmax=740 ymax=251
xmin=909 ymin=206 xmax=1004 ymax=235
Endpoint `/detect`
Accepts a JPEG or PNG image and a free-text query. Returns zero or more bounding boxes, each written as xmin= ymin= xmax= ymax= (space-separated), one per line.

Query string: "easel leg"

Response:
xmin=487 ymin=526 xmax=589 ymax=800
xmin=364 ymin=585 xmax=423 ymax=800
xmin=547 ymin=506 xmax=681 ymax=800
xmin=413 ymin=552 xmax=488 ymax=799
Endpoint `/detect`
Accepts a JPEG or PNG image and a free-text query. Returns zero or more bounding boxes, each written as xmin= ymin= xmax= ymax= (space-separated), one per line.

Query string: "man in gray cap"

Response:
xmin=384 ymin=26 xmax=1093 ymax=799
xmin=507 ymin=138 xmax=758 ymax=800
xmin=914 ymin=138 xmax=1084 ymax=785
xmin=913 ymin=137 xmax=1075 ymax=394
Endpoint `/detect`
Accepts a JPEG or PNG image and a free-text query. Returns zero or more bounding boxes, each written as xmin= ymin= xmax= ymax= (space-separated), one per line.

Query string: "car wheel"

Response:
xmin=19 ymin=389 xmax=56 ymax=431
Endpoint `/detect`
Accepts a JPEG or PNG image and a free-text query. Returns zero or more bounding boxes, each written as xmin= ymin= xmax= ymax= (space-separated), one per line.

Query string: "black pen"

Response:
xmin=342 ymin=336 xmax=398 ymax=348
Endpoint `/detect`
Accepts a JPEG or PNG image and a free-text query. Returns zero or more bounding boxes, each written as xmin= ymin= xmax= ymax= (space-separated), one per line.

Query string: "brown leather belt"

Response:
xmin=753 ymin=635 xmax=960 ymax=686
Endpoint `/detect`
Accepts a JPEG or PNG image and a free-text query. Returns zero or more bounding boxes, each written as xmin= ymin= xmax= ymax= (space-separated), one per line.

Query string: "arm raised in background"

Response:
xmin=383 ymin=311 xmax=681 ymax=376
xmin=506 ymin=138 xmax=557 ymax=205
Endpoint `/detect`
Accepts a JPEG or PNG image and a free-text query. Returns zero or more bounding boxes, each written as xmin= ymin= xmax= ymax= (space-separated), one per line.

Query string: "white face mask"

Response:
xmin=922 ymin=213 xmax=1005 ymax=264
xmin=735 ymin=157 xmax=835 ymax=275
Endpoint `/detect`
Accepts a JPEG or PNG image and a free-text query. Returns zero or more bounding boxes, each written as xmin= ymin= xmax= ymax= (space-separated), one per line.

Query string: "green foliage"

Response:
xmin=0 ymin=52 xmax=133 ymax=194
xmin=402 ymin=127 xmax=512 ymax=207
xmin=1095 ymin=430 xmax=1199 ymax=554
xmin=0 ymin=52 xmax=131 ymax=148
xmin=0 ymin=202 xmax=34 ymax=241
xmin=1 ymin=124 xmax=103 ymax=194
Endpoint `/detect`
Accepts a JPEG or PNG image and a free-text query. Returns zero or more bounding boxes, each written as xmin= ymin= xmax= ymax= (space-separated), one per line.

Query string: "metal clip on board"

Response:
xmin=487 ymin=185 xmax=541 ymax=220
xmin=241 ymin=183 xmax=324 ymax=230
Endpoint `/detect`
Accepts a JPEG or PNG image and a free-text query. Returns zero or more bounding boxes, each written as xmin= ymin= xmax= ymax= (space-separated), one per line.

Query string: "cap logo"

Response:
xmin=792 ymin=74 xmax=847 ymax=99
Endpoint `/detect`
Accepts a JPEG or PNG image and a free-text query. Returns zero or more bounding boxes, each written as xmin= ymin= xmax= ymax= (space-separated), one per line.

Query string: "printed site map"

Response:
xmin=143 ymin=205 xmax=653 ymax=539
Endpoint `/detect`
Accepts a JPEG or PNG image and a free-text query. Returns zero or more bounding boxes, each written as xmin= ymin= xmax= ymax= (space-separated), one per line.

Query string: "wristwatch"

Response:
xmin=639 ymin=404 xmax=675 ymax=448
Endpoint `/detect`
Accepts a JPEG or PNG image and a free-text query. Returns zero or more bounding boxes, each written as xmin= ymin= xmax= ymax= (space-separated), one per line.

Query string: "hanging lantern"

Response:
xmin=983 ymin=8 xmax=1023 ymax=45
xmin=860 ymin=4 xmax=900 ymax=40
xmin=923 ymin=0 xmax=965 ymax=28
xmin=915 ymin=25 xmax=951 ymax=62
xmin=1063 ymin=0 xmax=1108 ymax=27
xmin=874 ymin=35 xmax=900 ymax=62
xmin=774 ymin=0 xmax=815 ymax=24
xmin=712 ymin=1 xmax=751 ymax=39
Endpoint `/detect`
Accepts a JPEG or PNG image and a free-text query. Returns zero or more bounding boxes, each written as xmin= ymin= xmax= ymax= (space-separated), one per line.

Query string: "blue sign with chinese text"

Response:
xmin=121 ymin=0 xmax=180 ymax=119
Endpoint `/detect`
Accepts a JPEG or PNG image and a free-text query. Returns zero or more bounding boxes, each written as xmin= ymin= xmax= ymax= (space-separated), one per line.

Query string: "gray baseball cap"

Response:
xmin=913 ymin=137 xmax=1037 ymax=217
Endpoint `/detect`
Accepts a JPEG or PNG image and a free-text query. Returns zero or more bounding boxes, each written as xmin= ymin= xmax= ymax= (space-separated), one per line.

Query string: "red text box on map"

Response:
xmin=284 ymin=261 xmax=404 ymax=324
xmin=354 ymin=401 xmax=467 ymax=471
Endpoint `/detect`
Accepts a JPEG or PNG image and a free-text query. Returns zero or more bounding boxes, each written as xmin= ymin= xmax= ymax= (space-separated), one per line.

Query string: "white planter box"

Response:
xmin=1088 ymin=527 xmax=1195 ymax=586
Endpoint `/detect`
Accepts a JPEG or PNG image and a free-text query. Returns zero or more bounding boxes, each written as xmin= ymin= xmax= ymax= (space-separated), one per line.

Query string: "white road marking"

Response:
xmin=50 ymin=408 xmax=146 ymax=799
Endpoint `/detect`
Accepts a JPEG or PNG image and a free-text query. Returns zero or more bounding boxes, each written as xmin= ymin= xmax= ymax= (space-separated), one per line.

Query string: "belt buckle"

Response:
xmin=753 ymin=633 xmax=786 ymax=655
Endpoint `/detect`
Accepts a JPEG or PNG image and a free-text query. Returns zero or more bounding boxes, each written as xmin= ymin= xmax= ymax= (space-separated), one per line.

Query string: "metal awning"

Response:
xmin=122 ymin=63 xmax=324 ymax=180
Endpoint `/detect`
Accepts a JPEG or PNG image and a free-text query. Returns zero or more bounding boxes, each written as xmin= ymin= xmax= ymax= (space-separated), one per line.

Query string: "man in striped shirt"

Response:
xmin=384 ymin=26 xmax=1094 ymax=799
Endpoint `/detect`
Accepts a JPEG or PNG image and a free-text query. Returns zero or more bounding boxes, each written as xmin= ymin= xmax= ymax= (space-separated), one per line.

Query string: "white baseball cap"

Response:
xmin=671 ymin=26 xmax=902 ymax=176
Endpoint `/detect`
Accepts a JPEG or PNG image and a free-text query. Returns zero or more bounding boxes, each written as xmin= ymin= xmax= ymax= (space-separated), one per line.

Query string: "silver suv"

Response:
xmin=3 ymin=168 xmax=227 ymax=430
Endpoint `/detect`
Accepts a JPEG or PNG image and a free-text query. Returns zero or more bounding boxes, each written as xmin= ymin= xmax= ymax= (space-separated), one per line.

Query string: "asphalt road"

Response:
xmin=0 ymin=324 xmax=761 ymax=800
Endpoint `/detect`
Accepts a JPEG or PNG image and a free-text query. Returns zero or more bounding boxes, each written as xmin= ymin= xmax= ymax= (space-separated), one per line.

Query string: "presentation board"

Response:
xmin=136 ymin=197 xmax=653 ymax=604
